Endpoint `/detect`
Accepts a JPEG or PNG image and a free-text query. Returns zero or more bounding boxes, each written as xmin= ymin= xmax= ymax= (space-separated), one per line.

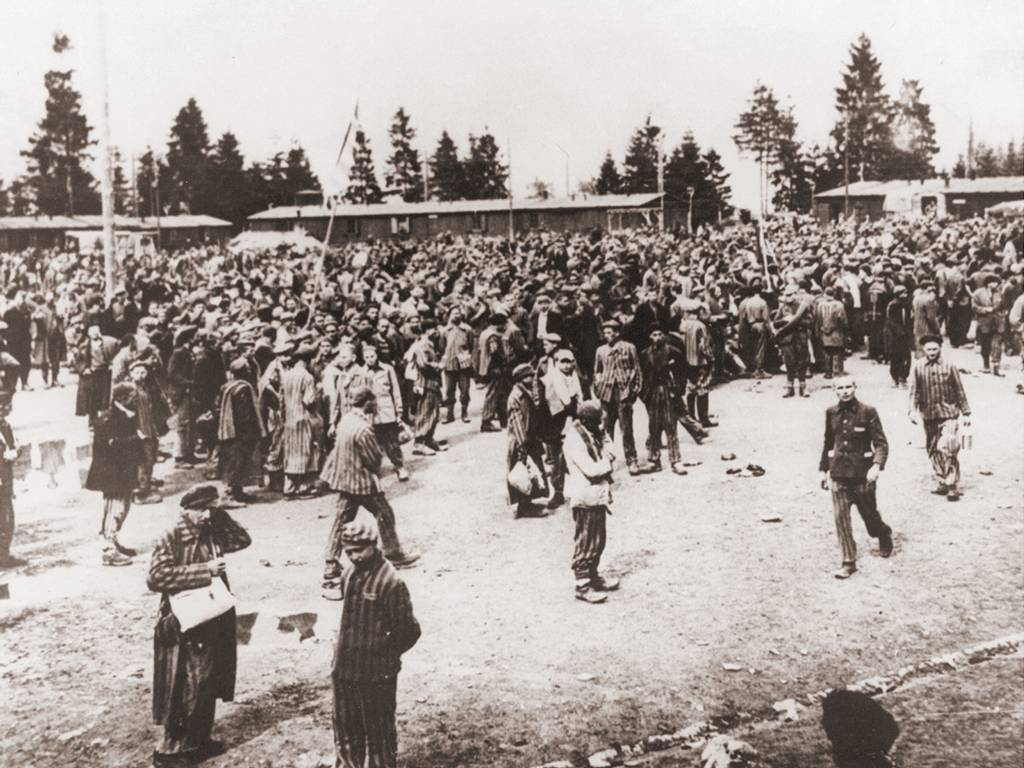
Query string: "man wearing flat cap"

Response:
xmin=148 ymin=485 xmax=251 ymax=767
xmin=330 ymin=519 xmax=420 ymax=768
xmin=477 ymin=311 xmax=525 ymax=431
xmin=322 ymin=386 xmax=419 ymax=595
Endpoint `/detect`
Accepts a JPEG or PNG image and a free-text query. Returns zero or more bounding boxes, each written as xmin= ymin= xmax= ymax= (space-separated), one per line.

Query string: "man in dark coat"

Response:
xmin=75 ymin=325 xmax=119 ymax=428
xmin=819 ymin=375 xmax=894 ymax=579
xmin=884 ymin=285 xmax=913 ymax=387
xmin=330 ymin=519 xmax=420 ymax=768
xmin=168 ymin=326 xmax=197 ymax=466
xmin=641 ymin=326 xmax=686 ymax=474
xmin=86 ymin=383 xmax=143 ymax=566
xmin=2 ymin=290 xmax=33 ymax=391
xmin=147 ymin=485 xmax=251 ymax=767
xmin=191 ymin=333 xmax=226 ymax=455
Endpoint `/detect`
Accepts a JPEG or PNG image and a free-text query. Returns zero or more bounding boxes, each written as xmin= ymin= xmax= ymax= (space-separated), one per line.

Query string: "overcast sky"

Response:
xmin=1 ymin=0 xmax=1021 ymax=211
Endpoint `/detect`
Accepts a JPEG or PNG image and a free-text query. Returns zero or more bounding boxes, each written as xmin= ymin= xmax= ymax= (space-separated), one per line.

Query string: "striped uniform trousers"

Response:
xmin=923 ymin=418 xmax=961 ymax=492
xmin=829 ymin=480 xmax=891 ymax=565
xmin=327 ymin=493 xmax=404 ymax=566
xmin=332 ymin=678 xmax=398 ymax=768
xmin=571 ymin=506 xmax=608 ymax=580
xmin=100 ymin=494 xmax=132 ymax=547
xmin=644 ymin=387 xmax=680 ymax=465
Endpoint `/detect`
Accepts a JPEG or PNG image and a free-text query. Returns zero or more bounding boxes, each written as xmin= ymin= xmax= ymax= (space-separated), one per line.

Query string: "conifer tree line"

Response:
xmin=731 ymin=33 xmax=1022 ymax=216
xmin=583 ymin=116 xmax=734 ymax=228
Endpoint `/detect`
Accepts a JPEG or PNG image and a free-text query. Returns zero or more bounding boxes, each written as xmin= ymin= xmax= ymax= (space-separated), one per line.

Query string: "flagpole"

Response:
xmin=97 ymin=0 xmax=116 ymax=302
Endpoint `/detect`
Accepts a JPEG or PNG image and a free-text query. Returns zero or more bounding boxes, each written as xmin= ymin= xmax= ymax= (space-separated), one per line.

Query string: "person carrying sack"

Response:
xmin=147 ymin=484 xmax=252 ymax=768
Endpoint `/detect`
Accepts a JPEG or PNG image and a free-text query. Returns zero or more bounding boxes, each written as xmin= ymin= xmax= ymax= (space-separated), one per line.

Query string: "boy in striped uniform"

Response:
xmin=331 ymin=519 xmax=421 ymax=768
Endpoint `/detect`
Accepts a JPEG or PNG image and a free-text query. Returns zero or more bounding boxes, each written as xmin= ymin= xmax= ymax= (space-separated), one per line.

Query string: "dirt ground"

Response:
xmin=1 ymin=345 xmax=1022 ymax=768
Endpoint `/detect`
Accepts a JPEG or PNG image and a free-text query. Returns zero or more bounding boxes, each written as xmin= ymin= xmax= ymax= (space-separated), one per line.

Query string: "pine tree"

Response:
xmin=7 ymin=177 xmax=36 ymax=216
xmin=284 ymin=145 xmax=320 ymax=196
xmin=887 ymin=79 xmax=940 ymax=179
xmin=622 ymin=116 xmax=661 ymax=194
xmin=0 ymin=180 xmax=9 ymax=217
xmin=385 ymin=108 xmax=423 ymax=202
xmin=1003 ymin=139 xmax=1021 ymax=176
xmin=207 ymin=132 xmax=248 ymax=224
xmin=665 ymin=132 xmax=717 ymax=226
xmin=973 ymin=142 xmax=1001 ymax=177
xmin=110 ymin=149 xmax=131 ymax=215
xmin=166 ymin=98 xmax=211 ymax=213
xmin=344 ymin=130 xmax=382 ymax=204
xmin=21 ymin=34 xmax=99 ymax=215
xmin=594 ymin=151 xmax=623 ymax=194
xmin=429 ymin=131 xmax=463 ymax=201
xmin=462 ymin=131 xmax=507 ymax=199
xmin=733 ymin=83 xmax=787 ymax=215
xmin=136 ymin=149 xmax=169 ymax=218
xmin=703 ymin=149 xmax=733 ymax=220
xmin=829 ymin=34 xmax=894 ymax=181
xmin=527 ymin=179 xmax=553 ymax=199
xmin=951 ymin=155 xmax=967 ymax=179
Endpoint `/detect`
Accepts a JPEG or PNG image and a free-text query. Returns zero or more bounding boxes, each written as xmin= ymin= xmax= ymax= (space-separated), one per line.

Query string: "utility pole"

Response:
xmin=130 ymin=152 xmax=139 ymax=217
xmin=151 ymin=153 xmax=162 ymax=250
xmin=97 ymin=0 xmax=115 ymax=303
xmin=507 ymin=136 xmax=514 ymax=242
xmin=843 ymin=111 xmax=850 ymax=220
xmin=555 ymin=143 xmax=570 ymax=197
xmin=686 ymin=185 xmax=695 ymax=234
xmin=422 ymin=155 xmax=430 ymax=201
xmin=656 ymin=134 xmax=665 ymax=232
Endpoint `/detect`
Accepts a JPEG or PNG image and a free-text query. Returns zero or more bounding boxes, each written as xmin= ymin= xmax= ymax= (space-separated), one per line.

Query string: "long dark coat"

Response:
xmin=147 ymin=511 xmax=251 ymax=729
xmin=85 ymin=407 xmax=142 ymax=496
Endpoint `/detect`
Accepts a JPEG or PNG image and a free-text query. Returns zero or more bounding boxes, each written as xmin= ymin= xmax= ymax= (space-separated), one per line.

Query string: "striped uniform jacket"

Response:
xmin=320 ymin=410 xmax=383 ymax=495
xmin=363 ymin=363 xmax=403 ymax=425
xmin=440 ymin=323 xmax=475 ymax=371
xmin=329 ymin=365 xmax=369 ymax=430
xmin=147 ymin=511 xmax=252 ymax=726
xmin=282 ymin=365 xmax=320 ymax=474
xmin=909 ymin=357 xmax=972 ymax=421
xmin=332 ymin=552 xmax=420 ymax=682
xmin=593 ymin=340 xmax=642 ymax=403
xmin=410 ymin=337 xmax=442 ymax=393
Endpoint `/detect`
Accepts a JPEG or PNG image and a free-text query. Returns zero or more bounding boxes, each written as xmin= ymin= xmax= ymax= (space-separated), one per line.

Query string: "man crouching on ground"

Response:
xmin=331 ymin=519 xmax=421 ymax=768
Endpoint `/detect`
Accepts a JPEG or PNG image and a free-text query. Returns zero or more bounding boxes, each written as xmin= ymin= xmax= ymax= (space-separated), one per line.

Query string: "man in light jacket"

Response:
xmin=563 ymin=400 xmax=620 ymax=604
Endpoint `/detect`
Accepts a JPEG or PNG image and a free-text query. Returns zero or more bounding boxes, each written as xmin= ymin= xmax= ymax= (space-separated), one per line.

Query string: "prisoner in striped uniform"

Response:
xmin=818 ymin=375 xmax=893 ymax=579
xmin=564 ymin=401 xmax=620 ymax=603
xmin=321 ymin=386 xmax=418 ymax=593
xmin=331 ymin=519 xmax=420 ymax=768
xmin=593 ymin=319 xmax=647 ymax=474
xmin=908 ymin=335 xmax=972 ymax=501
xmin=641 ymin=326 xmax=686 ymax=473
xmin=281 ymin=349 xmax=322 ymax=497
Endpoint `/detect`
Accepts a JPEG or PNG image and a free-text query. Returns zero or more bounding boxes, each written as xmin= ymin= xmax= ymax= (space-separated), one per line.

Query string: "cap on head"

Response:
xmin=512 ymin=363 xmax=534 ymax=383
xmin=340 ymin=519 xmax=378 ymax=547
xmin=180 ymin=484 xmax=220 ymax=510
xmin=576 ymin=400 xmax=602 ymax=423
xmin=351 ymin=386 xmax=377 ymax=409
xmin=919 ymin=333 xmax=942 ymax=347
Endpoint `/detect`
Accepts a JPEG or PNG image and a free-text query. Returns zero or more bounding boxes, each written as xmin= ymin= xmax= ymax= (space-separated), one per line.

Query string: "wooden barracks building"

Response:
xmin=246 ymin=193 xmax=681 ymax=243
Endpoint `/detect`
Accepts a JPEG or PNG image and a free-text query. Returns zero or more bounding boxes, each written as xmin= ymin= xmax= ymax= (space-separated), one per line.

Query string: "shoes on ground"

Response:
xmin=411 ymin=444 xmax=436 ymax=456
xmin=946 ymin=491 xmax=962 ymax=502
xmin=103 ymin=550 xmax=133 ymax=567
xmin=114 ymin=539 xmax=138 ymax=558
xmin=134 ymin=492 xmax=163 ymax=505
xmin=546 ymin=493 xmax=565 ymax=509
xmin=589 ymin=574 xmax=620 ymax=592
xmin=930 ymin=485 xmax=948 ymax=496
xmin=833 ymin=563 xmax=857 ymax=579
xmin=879 ymin=533 xmax=894 ymax=558
xmin=397 ymin=468 xmax=410 ymax=481
xmin=671 ymin=463 xmax=688 ymax=475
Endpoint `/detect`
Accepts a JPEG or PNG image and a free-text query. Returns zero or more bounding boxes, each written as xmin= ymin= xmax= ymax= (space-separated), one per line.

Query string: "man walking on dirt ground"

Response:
xmin=321 ymin=386 xmax=419 ymax=598
xmin=331 ymin=519 xmax=420 ymax=768
xmin=908 ymin=335 xmax=972 ymax=502
xmin=819 ymin=374 xmax=894 ymax=579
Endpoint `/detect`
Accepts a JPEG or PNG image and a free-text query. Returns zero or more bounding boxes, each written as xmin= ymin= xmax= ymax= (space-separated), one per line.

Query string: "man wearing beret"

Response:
xmin=819 ymin=375 xmax=894 ymax=579
xmin=148 ymin=485 xmax=251 ymax=767
xmin=330 ymin=519 xmax=420 ymax=768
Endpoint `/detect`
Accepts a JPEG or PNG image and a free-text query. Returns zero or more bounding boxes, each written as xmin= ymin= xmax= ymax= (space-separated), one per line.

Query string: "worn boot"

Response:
xmin=442 ymin=408 xmax=455 ymax=424
xmin=698 ymin=394 xmax=717 ymax=427
xmin=799 ymin=380 xmax=809 ymax=398
xmin=461 ymin=404 xmax=471 ymax=423
xmin=993 ymin=364 xmax=1004 ymax=377
xmin=783 ymin=383 xmax=795 ymax=398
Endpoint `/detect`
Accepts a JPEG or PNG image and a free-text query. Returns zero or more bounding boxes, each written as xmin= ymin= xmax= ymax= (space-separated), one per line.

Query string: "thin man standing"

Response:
xmin=908 ymin=334 xmax=972 ymax=502
xmin=330 ymin=519 xmax=420 ymax=768
xmin=819 ymin=375 xmax=894 ymax=579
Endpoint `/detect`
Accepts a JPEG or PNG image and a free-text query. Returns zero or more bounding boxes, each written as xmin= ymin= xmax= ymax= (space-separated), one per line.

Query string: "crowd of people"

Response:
xmin=0 ymin=210 xmax=1022 ymax=765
